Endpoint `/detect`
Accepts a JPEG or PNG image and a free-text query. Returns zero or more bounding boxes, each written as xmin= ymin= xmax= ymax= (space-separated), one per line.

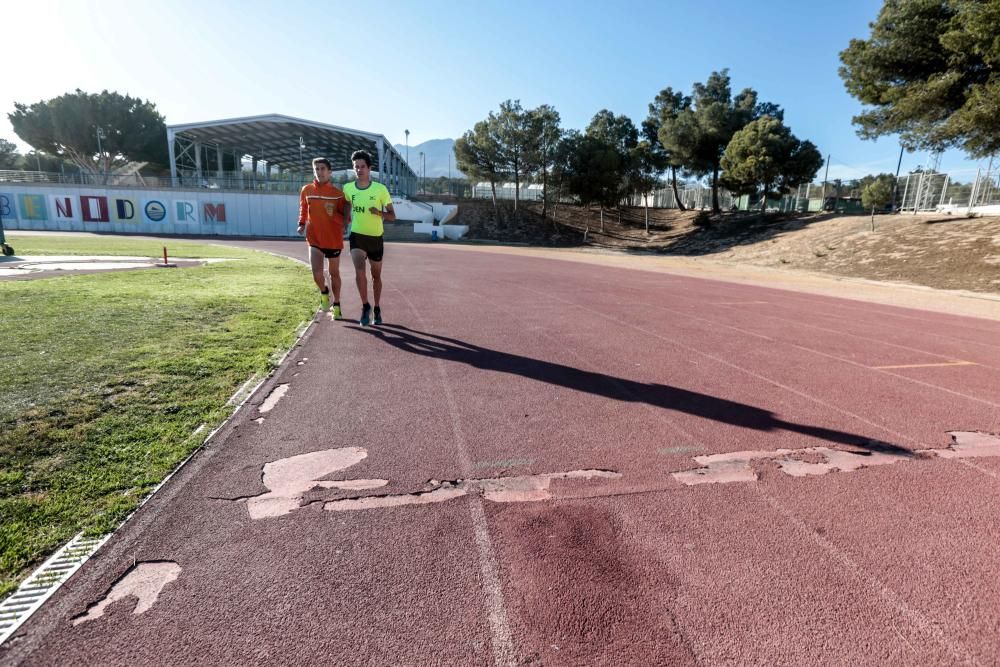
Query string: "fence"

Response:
xmin=0 ymin=169 xmax=420 ymax=198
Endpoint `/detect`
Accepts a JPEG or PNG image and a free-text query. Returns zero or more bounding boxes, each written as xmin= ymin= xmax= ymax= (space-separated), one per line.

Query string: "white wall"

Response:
xmin=0 ymin=183 xmax=467 ymax=239
xmin=0 ymin=183 xmax=301 ymax=237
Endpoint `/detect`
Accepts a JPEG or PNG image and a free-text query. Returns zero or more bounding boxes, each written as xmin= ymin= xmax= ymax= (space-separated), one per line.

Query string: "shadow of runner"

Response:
xmin=353 ymin=323 xmax=909 ymax=454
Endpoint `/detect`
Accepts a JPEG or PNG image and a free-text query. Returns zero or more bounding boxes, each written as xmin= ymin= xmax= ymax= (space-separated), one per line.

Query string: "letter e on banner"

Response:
xmin=20 ymin=194 xmax=48 ymax=221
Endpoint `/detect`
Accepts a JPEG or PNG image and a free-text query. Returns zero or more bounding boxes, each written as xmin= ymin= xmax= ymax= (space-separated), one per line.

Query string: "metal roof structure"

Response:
xmin=166 ymin=114 xmax=415 ymax=192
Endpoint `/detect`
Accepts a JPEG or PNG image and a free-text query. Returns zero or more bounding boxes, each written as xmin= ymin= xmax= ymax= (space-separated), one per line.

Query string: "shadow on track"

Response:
xmin=354 ymin=323 xmax=909 ymax=454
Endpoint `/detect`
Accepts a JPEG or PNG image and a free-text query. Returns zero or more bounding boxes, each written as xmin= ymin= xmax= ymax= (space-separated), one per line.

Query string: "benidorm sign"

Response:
xmin=0 ymin=192 xmax=227 ymax=224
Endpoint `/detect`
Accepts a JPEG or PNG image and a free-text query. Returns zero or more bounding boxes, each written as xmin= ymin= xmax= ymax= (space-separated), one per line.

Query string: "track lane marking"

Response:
xmin=872 ymin=360 xmax=976 ymax=369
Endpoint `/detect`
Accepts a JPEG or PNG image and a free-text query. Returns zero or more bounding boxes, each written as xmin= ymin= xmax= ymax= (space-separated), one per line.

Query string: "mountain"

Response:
xmin=393 ymin=138 xmax=464 ymax=179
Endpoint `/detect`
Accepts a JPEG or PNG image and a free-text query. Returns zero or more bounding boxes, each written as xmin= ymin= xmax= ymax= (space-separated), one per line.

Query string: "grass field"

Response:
xmin=0 ymin=233 xmax=314 ymax=598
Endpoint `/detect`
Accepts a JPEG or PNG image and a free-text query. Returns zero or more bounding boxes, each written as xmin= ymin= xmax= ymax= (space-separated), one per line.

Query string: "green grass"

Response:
xmin=0 ymin=233 xmax=314 ymax=598
xmin=6 ymin=233 xmax=252 ymax=259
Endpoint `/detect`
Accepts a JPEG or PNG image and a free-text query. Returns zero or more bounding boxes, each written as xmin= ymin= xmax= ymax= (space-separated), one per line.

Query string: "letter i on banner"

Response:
xmin=81 ymin=196 xmax=110 ymax=222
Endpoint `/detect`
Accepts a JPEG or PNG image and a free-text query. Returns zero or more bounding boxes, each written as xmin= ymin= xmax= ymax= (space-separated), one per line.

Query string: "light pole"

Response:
xmin=419 ymin=151 xmax=424 ymax=193
xmin=405 ymin=129 xmax=410 ymax=195
xmin=96 ymin=126 xmax=105 ymax=181
xmin=299 ymin=136 xmax=305 ymax=181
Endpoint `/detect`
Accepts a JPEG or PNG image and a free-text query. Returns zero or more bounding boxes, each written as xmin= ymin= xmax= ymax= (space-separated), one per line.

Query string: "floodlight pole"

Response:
xmin=891 ymin=143 xmax=904 ymax=211
xmin=96 ymin=126 xmax=106 ymax=182
xmin=299 ymin=136 xmax=305 ymax=181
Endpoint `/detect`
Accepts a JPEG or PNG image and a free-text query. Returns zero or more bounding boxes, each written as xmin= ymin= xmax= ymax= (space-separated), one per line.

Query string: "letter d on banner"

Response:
xmin=114 ymin=198 xmax=136 ymax=222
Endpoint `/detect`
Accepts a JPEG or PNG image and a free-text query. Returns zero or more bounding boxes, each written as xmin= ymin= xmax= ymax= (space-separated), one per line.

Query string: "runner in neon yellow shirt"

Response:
xmin=344 ymin=150 xmax=396 ymax=326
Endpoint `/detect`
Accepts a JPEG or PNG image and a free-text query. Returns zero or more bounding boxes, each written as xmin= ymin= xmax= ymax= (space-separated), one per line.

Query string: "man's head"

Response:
xmin=351 ymin=150 xmax=372 ymax=182
xmin=312 ymin=157 xmax=332 ymax=183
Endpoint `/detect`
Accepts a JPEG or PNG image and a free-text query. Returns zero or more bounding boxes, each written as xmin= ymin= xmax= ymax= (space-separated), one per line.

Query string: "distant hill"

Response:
xmin=393 ymin=138 xmax=464 ymax=179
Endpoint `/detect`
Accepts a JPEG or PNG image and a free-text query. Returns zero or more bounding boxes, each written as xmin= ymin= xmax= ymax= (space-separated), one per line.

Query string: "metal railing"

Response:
xmin=0 ymin=169 xmax=416 ymax=195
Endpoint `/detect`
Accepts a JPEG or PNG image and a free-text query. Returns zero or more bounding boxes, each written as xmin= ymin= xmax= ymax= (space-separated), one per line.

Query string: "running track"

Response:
xmin=5 ymin=241 xmax=1000 ymax=666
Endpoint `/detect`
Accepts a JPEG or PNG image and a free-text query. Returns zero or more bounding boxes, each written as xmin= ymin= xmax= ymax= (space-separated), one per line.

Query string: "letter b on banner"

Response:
xmin=0 ymin=194 xmax=13 ymax=220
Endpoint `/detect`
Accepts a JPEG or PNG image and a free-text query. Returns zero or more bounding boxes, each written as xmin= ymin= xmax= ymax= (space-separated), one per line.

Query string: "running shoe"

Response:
xmin=359 ymin=303 xmax=371 ymax=326
xmin=373 ymin=306 xmax=383 ymax=325
xmin=332 ymin=304 xmax=342 ymax=320
xmin=321 ymin=293 xmax=330 ymax=311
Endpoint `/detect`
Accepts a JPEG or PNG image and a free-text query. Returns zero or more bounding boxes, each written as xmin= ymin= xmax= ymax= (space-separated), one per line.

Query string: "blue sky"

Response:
xmin=1 ymin=0 xmax=989 ymax=182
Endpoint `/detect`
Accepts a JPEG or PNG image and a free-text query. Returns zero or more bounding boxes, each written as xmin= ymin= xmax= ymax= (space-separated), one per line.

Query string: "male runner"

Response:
xmin=298 ymin=157 xmax=349 ymax=319
xmin=343 ymin=150 xmax=395 ymax=326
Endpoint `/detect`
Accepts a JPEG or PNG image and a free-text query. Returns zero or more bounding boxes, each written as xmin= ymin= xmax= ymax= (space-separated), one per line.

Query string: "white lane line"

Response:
xmin=395 ymin=287 xmax=517 ymax=667
xmin=757 ymin=487 xmax=980 ymax=665
xmin=872 ymin=361 xmax=976 ymax=370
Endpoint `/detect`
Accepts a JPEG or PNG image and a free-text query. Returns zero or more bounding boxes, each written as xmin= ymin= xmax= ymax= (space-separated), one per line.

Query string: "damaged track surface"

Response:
xmin=5 ymin=241 xmax=1000 ymax=666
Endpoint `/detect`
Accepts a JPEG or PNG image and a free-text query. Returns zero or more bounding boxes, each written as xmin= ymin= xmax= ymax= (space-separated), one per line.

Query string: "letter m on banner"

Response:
xmin=203 ymin=203 xmax=226 ymax=223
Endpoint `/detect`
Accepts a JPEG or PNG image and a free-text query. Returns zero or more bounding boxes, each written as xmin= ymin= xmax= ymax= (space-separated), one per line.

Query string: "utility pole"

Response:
xmin=405 ymin=129 xmax=410 ymax=196
xmin=822 ymin=153 xmax=830 ymax=205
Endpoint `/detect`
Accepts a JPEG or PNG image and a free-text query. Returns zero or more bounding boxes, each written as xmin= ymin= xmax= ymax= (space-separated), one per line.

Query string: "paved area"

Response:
xmin=4 ymin=240 xmax=1000 ymax=665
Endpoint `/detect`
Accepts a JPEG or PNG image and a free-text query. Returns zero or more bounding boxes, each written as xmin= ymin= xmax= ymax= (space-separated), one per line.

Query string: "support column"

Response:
xmin=216 ymin=146 xmax=224 ymax=179
xmin=194 ymin=142 xmax=203 ymax=184
xmin=167 ymin=128 xmax=178 ymax=187
xmin=376 ymin=137 xmax=385 ymax=183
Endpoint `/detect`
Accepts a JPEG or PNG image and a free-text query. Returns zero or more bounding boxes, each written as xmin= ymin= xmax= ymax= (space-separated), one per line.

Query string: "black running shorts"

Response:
xmin=349 ymin=232 xmax=385 ymax=262
xmin=310 ymin=245 xmax=342 ymax=258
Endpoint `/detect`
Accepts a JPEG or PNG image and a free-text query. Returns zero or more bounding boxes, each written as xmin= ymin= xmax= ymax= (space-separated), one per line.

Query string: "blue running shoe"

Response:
xmin=373 ymin=306 xmax=383 ymax=325
xmin=359 ymin=303 xmax=371 ymax=326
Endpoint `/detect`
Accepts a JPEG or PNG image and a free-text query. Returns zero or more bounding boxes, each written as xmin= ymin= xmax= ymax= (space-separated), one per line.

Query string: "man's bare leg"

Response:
xmin=327 ymin=256 xmax=342 ymax=303
xmin=371 ymin=261 xmax=382 ymax=307
xmin=351 ymin=248 xmax=368 ymax=304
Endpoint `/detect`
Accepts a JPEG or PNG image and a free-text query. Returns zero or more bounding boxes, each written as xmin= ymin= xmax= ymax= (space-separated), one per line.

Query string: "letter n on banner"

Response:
xmin=50 ymin=195 xmax=78 ymax=222
xmin=203 ymin=203 xmax=226 ymax=223
xmin=81 ymin=196 xmax=110 ymax=222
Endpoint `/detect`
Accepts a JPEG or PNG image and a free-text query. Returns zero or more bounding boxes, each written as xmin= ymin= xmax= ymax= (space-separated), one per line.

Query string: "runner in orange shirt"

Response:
xmin=298 ymin=157 xmax=349 ymax=319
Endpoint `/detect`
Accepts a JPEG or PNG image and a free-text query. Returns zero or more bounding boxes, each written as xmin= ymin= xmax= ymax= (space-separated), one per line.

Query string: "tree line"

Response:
xmin=3 ymin=89 xmax=168 ymax=175
xmin=454 ymin=70 xmax=824 ymax=218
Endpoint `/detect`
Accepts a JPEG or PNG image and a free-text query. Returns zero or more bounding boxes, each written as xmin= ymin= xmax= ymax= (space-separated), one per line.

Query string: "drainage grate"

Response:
xmin=0 ymin=532 xmax=109 ymax=645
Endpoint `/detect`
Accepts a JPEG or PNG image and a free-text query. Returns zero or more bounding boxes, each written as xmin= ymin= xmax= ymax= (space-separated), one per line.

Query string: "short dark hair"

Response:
xmin=351 ymin=150 xmax=372 ymax=167
xmin=312 ymin=157 xmax=332 ymax=169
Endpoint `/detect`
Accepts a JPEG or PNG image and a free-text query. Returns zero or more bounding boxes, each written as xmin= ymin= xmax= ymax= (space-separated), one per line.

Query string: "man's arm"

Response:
xmin=342 ymin=193 xmax=352 ymax=236
xmin=368 ymin=187 xmax=396 ymax=221
xmin=381 ymin=203 xmax=396 ymax=222
xmin=297 ymin=187 xmax=308 ymax=235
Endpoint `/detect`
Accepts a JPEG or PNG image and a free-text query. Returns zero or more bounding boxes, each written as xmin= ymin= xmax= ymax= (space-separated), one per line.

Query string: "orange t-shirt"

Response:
xmin=298 ymin=180 xmax=349 ymax=249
